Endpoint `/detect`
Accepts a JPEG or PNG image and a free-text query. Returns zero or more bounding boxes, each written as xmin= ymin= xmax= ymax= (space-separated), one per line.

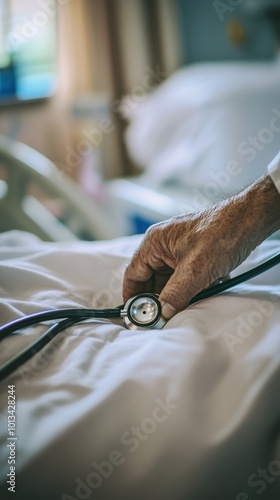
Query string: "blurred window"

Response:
xmin=0 ymin=0 xmax=56 ymax=103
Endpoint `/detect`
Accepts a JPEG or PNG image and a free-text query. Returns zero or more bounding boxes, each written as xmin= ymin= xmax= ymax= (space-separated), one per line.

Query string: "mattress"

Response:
xmin=0 ymin=230 xmax=279 ymax=500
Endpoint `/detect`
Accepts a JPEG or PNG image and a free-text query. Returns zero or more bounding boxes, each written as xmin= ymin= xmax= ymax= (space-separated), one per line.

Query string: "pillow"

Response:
xmin=125 ymin=60 xmax=280 ymax=204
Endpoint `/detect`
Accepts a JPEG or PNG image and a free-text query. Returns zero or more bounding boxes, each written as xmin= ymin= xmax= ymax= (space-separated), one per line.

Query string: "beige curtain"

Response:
xmin=56 ymin=0 xmax=182 ymax=177
xmin=57 ymin=0 xmax=96 ymax=100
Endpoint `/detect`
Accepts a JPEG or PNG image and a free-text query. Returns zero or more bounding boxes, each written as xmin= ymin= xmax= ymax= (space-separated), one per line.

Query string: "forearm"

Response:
xmin=235 ymin=175 xmax=280 ymax=249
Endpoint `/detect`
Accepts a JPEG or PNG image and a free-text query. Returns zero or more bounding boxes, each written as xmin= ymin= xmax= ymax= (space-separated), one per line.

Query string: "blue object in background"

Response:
xmin=129 ymin=214 xmax=155 ymax=235
xmin=16 ymin=72 xmax=56 ymax=100
xmin=0 ymin=62 xmax=16 ymax=98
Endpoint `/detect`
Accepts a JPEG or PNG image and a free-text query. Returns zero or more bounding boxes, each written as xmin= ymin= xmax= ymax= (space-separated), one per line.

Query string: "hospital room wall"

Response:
xmin=176 ymin=0 xmax=277 ymax=64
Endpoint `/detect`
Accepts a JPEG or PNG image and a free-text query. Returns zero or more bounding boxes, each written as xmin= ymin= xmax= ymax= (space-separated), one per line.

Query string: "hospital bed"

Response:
xmin=0 ymin=60 xmax=280 ymax=499
xmin=109 ymin=58 xmax=280 ymax=234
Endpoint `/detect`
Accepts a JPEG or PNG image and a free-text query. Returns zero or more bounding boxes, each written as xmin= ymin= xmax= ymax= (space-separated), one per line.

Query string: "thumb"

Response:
xmin=159 ymin=266 xmax=195 ymax=319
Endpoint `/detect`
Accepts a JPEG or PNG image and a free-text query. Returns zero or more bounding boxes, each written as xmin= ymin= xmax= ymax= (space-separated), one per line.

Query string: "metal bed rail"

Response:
xmin=0 ymin=135 xmax=117 ymax=241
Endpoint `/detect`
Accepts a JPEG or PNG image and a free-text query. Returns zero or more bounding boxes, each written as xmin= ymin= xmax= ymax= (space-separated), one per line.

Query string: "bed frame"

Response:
xmin=0 ymin=135 xmax=117 ymax=241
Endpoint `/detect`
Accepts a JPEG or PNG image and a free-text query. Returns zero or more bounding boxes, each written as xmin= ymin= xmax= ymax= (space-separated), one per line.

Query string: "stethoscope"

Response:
xmin=1 ymin=251 xmax=280 ymax=382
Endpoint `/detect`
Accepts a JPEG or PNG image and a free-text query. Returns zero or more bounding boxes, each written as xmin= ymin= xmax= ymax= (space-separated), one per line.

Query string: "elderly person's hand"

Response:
xmin=123 ymin=175 xmax=280 ymax=320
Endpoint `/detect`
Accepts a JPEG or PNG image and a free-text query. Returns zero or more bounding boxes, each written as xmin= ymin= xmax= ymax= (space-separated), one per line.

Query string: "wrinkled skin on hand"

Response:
xmin=123 ymin=176 xmax=280 ymax=319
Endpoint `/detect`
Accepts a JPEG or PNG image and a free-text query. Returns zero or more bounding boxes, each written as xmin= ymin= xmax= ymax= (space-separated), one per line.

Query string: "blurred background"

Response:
xmin=0 ymin=0 xmax=280 ymax=240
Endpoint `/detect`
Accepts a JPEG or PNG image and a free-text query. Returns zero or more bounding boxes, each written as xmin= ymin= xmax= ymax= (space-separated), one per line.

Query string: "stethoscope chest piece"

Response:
xmin=122 ymin=293 xmax=166 ymax=330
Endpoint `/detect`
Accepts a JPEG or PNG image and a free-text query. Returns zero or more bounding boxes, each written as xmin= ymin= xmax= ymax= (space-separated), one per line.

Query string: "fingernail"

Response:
xmin=161 ymin=302 xmax=177 ymax=320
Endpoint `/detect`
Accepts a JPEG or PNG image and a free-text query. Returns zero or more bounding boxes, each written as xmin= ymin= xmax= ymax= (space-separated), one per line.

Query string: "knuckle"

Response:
xmin=145 ymin=222 xmax=162 ymax=240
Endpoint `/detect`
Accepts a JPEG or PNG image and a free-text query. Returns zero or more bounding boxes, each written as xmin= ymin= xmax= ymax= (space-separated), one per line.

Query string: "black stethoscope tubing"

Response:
xmin=189 ymin=250 xmax=280 ymax=304
xmin=1 ymin=251 xmax=280 ymax=382
xmin=0 ymin=317 xmax=80 ymax=381
xmin=0 ymin=307 xmax=122 ymax=340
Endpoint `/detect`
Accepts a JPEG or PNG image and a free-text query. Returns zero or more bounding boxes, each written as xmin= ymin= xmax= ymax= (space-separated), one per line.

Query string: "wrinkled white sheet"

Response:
xmin=0 ymin=231 xmax=280 ymax=500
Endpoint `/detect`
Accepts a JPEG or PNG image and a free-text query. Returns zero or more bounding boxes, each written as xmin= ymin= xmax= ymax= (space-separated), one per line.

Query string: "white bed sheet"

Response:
xmin=0 ymin=231 xmax=280 ymax=500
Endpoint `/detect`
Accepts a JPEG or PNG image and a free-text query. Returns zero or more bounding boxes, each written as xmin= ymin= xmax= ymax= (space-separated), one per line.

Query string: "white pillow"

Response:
xmin=125 ymin=60 xmax=280 ymax=203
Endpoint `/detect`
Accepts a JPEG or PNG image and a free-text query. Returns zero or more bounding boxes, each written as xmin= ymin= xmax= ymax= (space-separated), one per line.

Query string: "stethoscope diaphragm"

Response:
xmin=122 ymin=293 xmax=166 ymax=330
